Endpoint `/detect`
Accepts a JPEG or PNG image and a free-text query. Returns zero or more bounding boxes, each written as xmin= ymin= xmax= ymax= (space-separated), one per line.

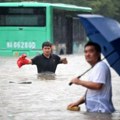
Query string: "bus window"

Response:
xmin=0 ymin=7 xmax=46 ymax=26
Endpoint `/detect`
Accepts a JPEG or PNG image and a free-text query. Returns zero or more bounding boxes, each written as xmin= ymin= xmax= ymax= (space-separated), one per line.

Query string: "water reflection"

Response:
xmin=0 ymin=55 xmax=120 ymax=120
xmin=37 ymin=72 xmax=56 ymax=80
xmin=83 ymin=112 xmax=112 ymax=120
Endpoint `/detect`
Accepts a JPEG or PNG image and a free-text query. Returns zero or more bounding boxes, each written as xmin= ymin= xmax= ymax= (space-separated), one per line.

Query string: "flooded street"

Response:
xmin=0 ymin=54 xmax=120 ymax=120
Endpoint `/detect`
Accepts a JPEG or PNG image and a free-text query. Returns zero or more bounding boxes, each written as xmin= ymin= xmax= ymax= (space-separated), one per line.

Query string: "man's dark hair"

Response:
xmin=42 ymin=41 xmax=52 ymax=48
xmin=85 ymin=41 xmax=101 ymax=53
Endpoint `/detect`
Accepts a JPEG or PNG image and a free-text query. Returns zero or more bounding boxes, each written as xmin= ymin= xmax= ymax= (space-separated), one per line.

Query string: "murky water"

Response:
xmin=0 ymin=55 xmax=120 ymax=120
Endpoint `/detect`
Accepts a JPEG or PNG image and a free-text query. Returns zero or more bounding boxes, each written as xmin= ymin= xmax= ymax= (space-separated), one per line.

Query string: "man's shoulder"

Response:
xmin=32 ymin=54 xmax=43 ymax=59
xmin=96 ymin=61 xmax=109 ymax=70
xmin=97 ymin=61 xmax=108 ymax=66
xmin=51 ymin=54 xmax=60 ymax=58
xmin=37 ymin=54 xmax=43 ymax=57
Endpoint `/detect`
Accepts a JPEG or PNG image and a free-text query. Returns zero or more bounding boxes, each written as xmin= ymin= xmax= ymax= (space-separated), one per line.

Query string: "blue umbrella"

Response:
xmin=78 ymin=14 xmax=120 ymax=76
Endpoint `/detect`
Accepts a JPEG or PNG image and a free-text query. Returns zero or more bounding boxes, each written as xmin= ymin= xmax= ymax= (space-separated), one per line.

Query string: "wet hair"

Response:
xmin=84 ymin=41 xmax=101 ymax=53
xmin=42 ymin=41 xmax=52 ymax=48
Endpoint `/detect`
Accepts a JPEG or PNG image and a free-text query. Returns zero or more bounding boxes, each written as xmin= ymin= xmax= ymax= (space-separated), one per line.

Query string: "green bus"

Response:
xmin=0 ymin=2 xmax=92 ymax=56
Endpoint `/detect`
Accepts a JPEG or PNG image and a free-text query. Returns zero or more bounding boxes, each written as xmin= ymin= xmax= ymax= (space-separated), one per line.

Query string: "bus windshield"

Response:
xmin=0 ymin=7 xmax=46 ymax=26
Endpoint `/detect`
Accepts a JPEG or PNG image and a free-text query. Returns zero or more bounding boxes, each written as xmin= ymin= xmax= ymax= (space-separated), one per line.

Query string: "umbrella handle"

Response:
xmin=69 ymin=75 xmax=81 ymax=86
xmin=69 ymin=67 xmax=92 ymax=86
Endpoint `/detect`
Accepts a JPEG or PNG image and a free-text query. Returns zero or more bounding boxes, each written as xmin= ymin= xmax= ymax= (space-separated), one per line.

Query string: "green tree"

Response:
xmin=89 ymin=0 xmax=117 ymax=17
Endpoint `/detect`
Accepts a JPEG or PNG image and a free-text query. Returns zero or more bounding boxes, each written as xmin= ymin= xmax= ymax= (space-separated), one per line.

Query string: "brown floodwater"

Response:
xmin=0 ymin=55 xmax=120 ymax=120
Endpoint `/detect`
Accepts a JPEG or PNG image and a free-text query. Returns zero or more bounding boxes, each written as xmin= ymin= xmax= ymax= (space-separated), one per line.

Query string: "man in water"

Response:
xmin=68 ymin=42 xmax=115 ymax=113
xmin=17 ymin=41 xmax=67 ymax=74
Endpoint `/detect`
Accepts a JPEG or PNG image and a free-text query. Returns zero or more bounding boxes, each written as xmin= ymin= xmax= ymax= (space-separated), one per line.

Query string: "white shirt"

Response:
xmin=85 ymin=61 xmax=115 ymax=113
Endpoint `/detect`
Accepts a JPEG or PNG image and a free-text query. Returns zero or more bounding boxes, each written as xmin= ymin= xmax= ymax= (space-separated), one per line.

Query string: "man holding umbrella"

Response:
xmin=68 ymin=42 xmax=115 ymax=113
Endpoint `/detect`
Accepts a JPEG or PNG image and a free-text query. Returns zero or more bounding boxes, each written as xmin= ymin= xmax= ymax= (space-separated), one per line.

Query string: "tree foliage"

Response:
xmin=1 ymin=0 xmax=120 ymax=21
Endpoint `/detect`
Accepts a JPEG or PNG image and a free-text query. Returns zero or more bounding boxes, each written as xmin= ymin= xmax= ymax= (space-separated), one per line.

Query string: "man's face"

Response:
xmin=84 ymin=45 xmax=100 ymax=65
xmin=42 ymin=46 xmax=52 ymax=56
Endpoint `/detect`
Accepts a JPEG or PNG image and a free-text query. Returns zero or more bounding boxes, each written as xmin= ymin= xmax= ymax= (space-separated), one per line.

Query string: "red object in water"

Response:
xmin=17 ymin=54 xmax=28 ymax=68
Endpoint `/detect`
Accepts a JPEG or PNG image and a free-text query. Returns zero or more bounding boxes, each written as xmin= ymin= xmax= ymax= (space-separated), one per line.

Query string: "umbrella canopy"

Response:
xmin=78 ymin=14 xmax=120 ymax=75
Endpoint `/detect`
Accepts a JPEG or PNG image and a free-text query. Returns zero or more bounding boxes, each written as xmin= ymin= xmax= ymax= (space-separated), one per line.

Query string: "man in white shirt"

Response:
xmin=68 ymin=42 xmax=115 ymax=113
